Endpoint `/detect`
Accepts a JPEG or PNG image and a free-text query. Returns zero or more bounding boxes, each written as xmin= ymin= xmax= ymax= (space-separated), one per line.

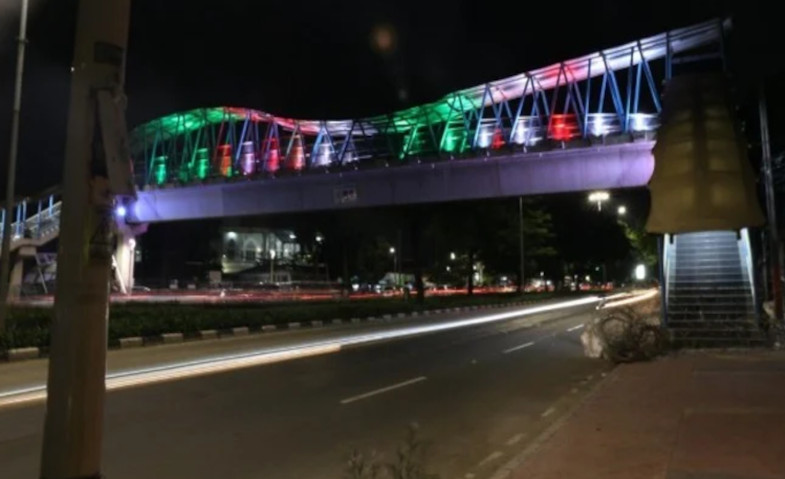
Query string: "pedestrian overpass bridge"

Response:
xmin=125 ymin=19 xmax=725 ymax=222
xmin=2 ymin=19 xmax=725 ymax=241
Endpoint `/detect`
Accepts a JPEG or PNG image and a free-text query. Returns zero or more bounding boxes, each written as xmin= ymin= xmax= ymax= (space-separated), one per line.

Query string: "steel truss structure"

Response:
xmin=128 ymin=19 xmax=725 ymax=187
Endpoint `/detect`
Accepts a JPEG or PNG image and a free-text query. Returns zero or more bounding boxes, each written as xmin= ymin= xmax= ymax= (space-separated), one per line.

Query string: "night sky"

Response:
xmin=0 ymin=0 xmax=782 ymax=196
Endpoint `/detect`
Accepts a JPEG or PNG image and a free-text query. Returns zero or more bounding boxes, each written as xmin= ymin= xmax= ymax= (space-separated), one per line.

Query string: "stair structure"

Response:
xmin=665 ymin=230 xmax=767 ymax=347
xmin=0 ymin=189 xmax=62 ymax=255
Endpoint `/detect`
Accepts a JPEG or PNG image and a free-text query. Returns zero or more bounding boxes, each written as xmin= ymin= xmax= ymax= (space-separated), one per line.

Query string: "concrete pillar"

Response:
xmin=114 ymin=233 xmax=136 ymax=294
xmin=9 ymin=254 xmax=24 ymax=300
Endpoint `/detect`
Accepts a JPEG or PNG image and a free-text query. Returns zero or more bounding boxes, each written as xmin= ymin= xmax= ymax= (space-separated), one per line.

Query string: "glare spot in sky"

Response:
xmin=371 ymin=24 xmax=396 ymax=54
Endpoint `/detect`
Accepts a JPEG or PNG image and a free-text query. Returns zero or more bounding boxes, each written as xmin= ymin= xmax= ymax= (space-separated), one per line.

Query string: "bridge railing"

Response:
xmin=129 ymin=19 xmax=724 ymax=189
xmin=0 ymin=190 xmax=63 ymax=251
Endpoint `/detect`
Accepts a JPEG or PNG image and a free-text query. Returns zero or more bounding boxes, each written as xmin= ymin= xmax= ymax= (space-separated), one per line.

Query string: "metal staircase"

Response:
xmin=665 ymin=230 xmax=766 ymax=347
xmin=0 ymin=189 xmax=62 ymax=254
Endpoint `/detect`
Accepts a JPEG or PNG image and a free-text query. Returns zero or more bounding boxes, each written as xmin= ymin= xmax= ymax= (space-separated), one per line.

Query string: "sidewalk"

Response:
xmin=504 ymin=350 xmax=785 ymax=479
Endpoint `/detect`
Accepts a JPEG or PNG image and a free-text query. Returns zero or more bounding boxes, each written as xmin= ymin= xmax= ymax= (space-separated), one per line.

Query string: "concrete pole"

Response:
xmin=759 ymin=85 xmax=783 ymax=321
xmin=518 ymin=197 xmax=525 ymax=293
xmin=115 ymin=233 xmax=136 ymax=294
xmin=0 ymin=0 xmax=30 ymax=330
xmin=39 ymin=0 xmax=131 ymax=477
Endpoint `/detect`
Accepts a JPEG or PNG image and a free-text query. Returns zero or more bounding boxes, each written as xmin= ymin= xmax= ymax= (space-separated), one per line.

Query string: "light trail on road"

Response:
xmin=0 ymin=295 xmax=602 ymax=408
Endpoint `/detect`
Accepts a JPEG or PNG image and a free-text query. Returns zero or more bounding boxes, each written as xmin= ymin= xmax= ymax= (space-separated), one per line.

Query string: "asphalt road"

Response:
xmin=0 ymin=301 xmax=610 ymax=479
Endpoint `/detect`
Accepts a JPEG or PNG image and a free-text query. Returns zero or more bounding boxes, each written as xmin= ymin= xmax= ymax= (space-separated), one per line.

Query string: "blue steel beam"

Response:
xmin=130 ymin=19 xmax=726 ymax=186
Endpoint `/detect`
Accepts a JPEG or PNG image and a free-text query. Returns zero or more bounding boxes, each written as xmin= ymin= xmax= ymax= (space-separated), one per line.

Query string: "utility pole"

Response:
xmin=39 ymin=0 xmax=133 ymax=478
xmin=0 ymin=0 xmax=30 ymax=330
xmin=759 ymin=84 xmax=783 ymax=322
xmin=518 ymin=196 xmax=525 ymax=293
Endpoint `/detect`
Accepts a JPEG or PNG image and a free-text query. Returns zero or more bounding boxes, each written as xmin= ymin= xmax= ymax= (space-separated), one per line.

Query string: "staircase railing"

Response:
xmin=0 ymin=189 xmax=62 ymax=252
xmin=738 ymin=228 xmax=759 ymax=323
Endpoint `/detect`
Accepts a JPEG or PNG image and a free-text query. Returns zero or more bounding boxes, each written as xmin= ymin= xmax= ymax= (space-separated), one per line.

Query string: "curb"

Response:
xmin=488 ymin=370 xmax=614 ymax=479
xmin=232 ymin=326 xmax=250 ymax=336
xmin=200 ymin=329 xmax=218 ymax=340
xmin=119 ymin=337 xmax=144 ymax=348
xmin=7 ymin=346 xmax=39 ymax=361
xmin=1 ymin=296 xmax=577 ymax=360
xmin=161 ymin=332 xmax=184 ymax=344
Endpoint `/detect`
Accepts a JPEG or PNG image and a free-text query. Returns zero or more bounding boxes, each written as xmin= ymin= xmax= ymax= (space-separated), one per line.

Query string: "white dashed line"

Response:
xmin=477 ymin=451 xmax=503 ymax=467
xmin=541 ymin=407 xmax=556 ymax=418
xmin=566 ymin=324 xmax=584 ymax=332
xmin=502 ymin=341 xmax=535 ymax=354
xmin=505 ymin=433 xmax=525 ymax=446
xmin=340 ymin=376 xmax=427 ymax=405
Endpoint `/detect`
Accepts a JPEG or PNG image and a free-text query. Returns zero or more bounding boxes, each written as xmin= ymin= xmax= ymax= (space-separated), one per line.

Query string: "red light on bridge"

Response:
xmin=264 ymin=138 xmax=280 ymax=172
xmin=491 ymin=129 xmax=505 ymax=149
xmin=549 ymin=114 xmax=576 ymax=141
xmin=216 ymin=144 xmax=233 ymax=177
xmin=286 ymin=136 xmax=305 ymax=171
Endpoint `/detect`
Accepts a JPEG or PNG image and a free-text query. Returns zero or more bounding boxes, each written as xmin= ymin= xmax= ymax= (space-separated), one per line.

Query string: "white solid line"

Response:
xmin=502 ymin=341 xmax=535 ymax=354
xmin=541 ymin=407 xmax=556 ymax=418
xmin=340 ymin=376 xmax=427 ymax=405
xmin=566 ymin=324 xmax=584 ymax=332
xmin=505 ymin=433 xmax=525 ymax=446
xmin=477 ymin=451 xmax=503 ymax=467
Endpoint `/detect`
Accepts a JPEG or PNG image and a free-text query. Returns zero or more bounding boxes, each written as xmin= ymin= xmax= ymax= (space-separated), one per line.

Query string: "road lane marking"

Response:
xmin=1 ymin=295 xmax=601 ymax=409
xmin=340 ymin=376 xmax=427 ymax=405
xmin=541 ymin=407 xmax=556 ymax=418
xmin=566 ymin=324 xmax=584 ymax=332
xmin=505 ymin=433 xmax=525 ymax=446
xmin=502 ymin=341 xmax=535 ymax=354
xmin=477 ymin=451 xmax=503 ymax=467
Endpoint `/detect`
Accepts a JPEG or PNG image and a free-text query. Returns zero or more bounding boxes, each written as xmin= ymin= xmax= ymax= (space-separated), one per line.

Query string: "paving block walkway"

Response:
xmin=508 ymin=350 xmax=785 ymax=479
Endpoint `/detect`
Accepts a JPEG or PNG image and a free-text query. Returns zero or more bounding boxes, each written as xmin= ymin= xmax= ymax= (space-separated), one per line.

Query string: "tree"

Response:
xmin=619 ymin=220 xmax=658 ymax=266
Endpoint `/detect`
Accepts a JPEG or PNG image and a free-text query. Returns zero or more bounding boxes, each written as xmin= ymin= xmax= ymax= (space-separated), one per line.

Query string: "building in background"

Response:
xmin=221 ymin=227 xmax=301 ymax=275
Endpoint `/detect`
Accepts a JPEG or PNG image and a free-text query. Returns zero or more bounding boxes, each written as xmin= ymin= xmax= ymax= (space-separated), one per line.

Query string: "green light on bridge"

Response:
xmin=152 ymin=156 xmax=168 ymax=185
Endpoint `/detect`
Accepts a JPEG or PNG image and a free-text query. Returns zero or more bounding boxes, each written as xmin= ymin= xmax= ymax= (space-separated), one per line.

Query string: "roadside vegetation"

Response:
xmin=0 ymin=291 xmax=585 ymax=353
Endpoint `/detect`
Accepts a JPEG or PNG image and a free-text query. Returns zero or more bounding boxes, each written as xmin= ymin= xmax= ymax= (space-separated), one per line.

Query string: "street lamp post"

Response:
xmin=269 ymin=249 xmax=276 ymax=284
xmin=0 ymin=0 xmax=30 ymax=329
xmin=588 ymin=191 xmax=610 ymax=212
xmin=389 ymin=247 xmax=397 ymax=286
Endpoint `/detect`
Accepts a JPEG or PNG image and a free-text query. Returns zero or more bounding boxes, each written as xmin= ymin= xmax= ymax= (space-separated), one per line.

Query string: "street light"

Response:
xmin=269 ymin=249 xmax=276 ymax=283
xmin=617 ymin=205 xmax=627 ymax=216
xmin=588 ymin=191 xmax=610 ymax=212
xmin=449 ymin=252 xmax=456 ymax=261
xmin=389 ymin=247 xmax=398 ymax=287
xmin=634 ymin=264 xmax=646 ymax=281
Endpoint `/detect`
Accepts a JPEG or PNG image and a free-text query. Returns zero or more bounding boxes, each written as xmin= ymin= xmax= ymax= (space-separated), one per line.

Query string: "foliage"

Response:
xmin=344 ymin=424 xmax=439 ymax=479
xmin=0 ymin=291 xmax=583 ymax=352
xmin=619 ymin=220 xmax=657 ymax=266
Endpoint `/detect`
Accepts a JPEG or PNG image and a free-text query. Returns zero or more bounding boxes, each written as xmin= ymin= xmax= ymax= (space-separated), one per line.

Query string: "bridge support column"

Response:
xmin=8 ymin=255 xmax=24 ymax=300
xmin=114 ymin=232 xmax=136 ymax=294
